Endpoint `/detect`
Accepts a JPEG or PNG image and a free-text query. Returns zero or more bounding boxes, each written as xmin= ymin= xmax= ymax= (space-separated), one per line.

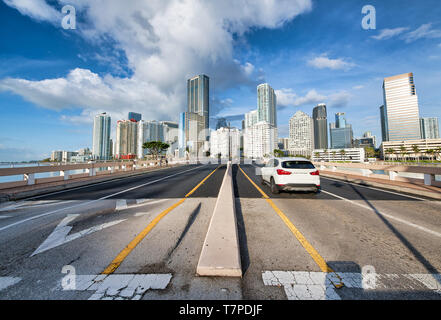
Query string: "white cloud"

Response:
xmin=328 ymin=91 xmax=351 ymax=108
xmin=1 ymin=0 xmax=313 ymax=123
xmin=371 ymin=27 xmax=409 ymax=40
xmin=307 ymin=54 xmax=355 ymax=71
xmin=3 ymin=0 xmax=60 ymax=23
xmin=353 ymin=85 xmax=364 ymax=90
xmin=275 ymin=88 xmax=350 ymax=109
xmin=404 ymin=23 xmax=441 ymax=43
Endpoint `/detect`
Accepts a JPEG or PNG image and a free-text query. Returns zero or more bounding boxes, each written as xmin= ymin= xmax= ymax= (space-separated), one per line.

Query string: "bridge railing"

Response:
xmin=313 ymin=162 xmax=441 ymax=187
xmin=0 ymin=160 xmax=167 ymax=190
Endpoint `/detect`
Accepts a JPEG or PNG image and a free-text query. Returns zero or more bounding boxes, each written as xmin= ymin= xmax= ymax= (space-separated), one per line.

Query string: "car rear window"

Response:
xmin=282 ymin=161 xmax=315 ymax=169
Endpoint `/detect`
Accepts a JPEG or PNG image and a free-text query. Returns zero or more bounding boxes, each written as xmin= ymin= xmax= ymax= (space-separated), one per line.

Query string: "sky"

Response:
xmin=1 ymin=0 xmax=441 ymax=162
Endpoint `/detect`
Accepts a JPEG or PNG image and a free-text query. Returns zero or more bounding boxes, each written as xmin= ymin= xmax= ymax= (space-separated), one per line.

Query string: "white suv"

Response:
xmin=260 ymin=157 xmax=320 ymax=194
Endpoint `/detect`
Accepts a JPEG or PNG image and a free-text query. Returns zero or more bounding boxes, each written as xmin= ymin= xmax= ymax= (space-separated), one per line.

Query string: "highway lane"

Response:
xmin=235 ymin=164 xmax=441 ymax=299
xmin=0 ymin=162 xmax=440 ymax=300
xmin=0 ymin=164 xmax=241 ymax=300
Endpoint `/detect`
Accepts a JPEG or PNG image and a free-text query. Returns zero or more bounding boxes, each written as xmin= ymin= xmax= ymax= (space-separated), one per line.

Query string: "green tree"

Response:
xmin=426 ymin=149 xmax=435 ymax=162
xmin=364 ymin=146 xmax=375 ymax=159
xmin=399 ymin=146 xmax=407 ymax=162
xmin=435 ymin=147 xmax=441 ymax=162
xmin=274 ymin=149 xmax=285 ymax=157
xmin=411 ymin=145 xmax=420 ymax=162
xmin=339 ymin=149 xmax=346 ymax=161
xmin=142 ymin=141 xmax=170 ymax=160
xmin=314 ymin=152 xmax=321 ymax=161
xmin=385 ymin=148 xmax=395 ymax=161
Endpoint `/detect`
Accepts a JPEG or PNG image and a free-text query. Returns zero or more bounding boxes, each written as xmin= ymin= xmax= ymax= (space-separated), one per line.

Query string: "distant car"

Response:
xmin=260 ymin=157 xmax=320 ymax=194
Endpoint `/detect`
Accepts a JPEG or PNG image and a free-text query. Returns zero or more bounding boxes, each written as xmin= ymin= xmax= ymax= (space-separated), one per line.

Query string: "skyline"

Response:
xmin=1 ymin=0 xmax=441 ymax=161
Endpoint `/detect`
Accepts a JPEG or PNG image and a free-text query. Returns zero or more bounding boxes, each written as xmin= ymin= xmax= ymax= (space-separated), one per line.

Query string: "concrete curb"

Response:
xmin=321 ymin=172 xmax=441 ymax=200
xmin=0 ymin=165 xmax=183 ymax=203
xmin=196 ymin=162 xmax=242 ymax=277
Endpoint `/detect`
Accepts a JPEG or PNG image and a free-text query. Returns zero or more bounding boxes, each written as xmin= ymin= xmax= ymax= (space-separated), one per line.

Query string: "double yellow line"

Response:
xmin=102 ymin=165 xmax=221 ymax=275
xmin=238 ymin=165 xmax=344 ymax=289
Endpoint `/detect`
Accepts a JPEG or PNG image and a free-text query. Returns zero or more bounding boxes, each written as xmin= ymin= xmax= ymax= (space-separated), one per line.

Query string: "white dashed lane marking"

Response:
xmin=62 ymin=274 xmax=172 ymax=300
xmin=263 ymin=271 xmax=441 ymax=300
xmin=0 ymin=277 xmax=21 ymax=291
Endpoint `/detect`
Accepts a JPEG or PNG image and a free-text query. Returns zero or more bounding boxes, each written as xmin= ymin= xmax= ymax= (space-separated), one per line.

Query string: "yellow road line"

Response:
xmin=102 ymin=165 xmax=222 ymax=275
xmin=238 ymin=165 xmax=344 ymax=289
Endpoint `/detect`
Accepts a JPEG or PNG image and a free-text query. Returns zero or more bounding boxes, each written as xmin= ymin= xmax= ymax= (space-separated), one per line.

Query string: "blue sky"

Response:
xmin=1 ymin=0 xmax=441 ymax=161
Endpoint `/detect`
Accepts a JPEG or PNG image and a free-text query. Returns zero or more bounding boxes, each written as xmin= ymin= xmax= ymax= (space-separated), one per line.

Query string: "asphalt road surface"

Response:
xmin=0 ymin=163 xmax=440 ymax=300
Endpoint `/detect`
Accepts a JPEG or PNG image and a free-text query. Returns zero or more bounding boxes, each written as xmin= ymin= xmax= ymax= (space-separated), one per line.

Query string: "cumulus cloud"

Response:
xmin=276 ymin=88 xmax=351 ymax=109
xmin=307 ymin=54 xmax=355 ymax=71
xmin=276 ymin=89 xmax=325 ymax=108
xmin=404 ymin=23 xmax=441 ymax=43
xmin=1 ymin=0 xmax=313 ymax=123
xmin=3 ymin=0 xmax=60 ymax=23
xmin=371 ymin=27 xmax=409 ymax=40
xmin=372 ymin=24 xmax=441 ymax=43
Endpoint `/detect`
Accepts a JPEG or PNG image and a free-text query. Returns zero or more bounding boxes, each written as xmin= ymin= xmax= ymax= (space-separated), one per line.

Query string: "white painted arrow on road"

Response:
xmin=31 ymin=214 xmax=126 ymax=256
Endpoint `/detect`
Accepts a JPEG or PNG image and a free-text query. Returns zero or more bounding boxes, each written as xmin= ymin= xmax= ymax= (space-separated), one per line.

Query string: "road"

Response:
xmin=0 ymin=163 xmax=440 ymax=300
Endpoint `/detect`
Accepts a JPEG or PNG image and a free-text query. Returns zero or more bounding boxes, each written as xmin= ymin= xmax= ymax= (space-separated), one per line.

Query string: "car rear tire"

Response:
xmin=270 ymin=177 xmax=280 ymax=194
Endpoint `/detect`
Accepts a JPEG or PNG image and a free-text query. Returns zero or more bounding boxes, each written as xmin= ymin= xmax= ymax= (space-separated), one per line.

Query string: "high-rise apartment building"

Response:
xmin=288 ymin=111 xmax=314 ymax=157
xmin=216 ymin=118 xmax=228 ymax=130
xmin=187 ymin=74 xmax=210 ymax=141
xmin=313 ymin=104 xmax=328 ymax=149
xmin=382 ymin=73 xmax=421 ymax=141
xmin=92 ymin=113 xmax=111 ymax=160
xmin=116 ymin=120 xmax=138 ymax=159
xmin=379 ymin=105 xmax=388 ymax=142
xmin=257 ymin=83 xmax=277 ymax=127
xmin=128 ymin=112 xmax=142 ymax=122
xmin=137 ymin=120 xmax=164 ymax=159
xmin=244 ymin=121 xmax=278 ymax=159
xmin=245 ymin=110 xmax=258 ymax=129
xmin=420 ymin=117 xmax=440 ymax=139
xmin=210 ymin=127 xmax=241 ymax=159
xmin=330 ymin=113 xmax=353 ymax=149
xmin=185 ymin=112 xmax=206 ymax=157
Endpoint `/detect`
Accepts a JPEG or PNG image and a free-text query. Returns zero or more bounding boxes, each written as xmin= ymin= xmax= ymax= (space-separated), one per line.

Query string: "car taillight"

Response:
xmin=310 ymin=170 xmax=320 ymax=176
xmin=277 ymin=169 xmax=292 ymax=175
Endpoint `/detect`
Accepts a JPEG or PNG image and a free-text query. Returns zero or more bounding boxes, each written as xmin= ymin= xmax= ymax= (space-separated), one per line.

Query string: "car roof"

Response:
xmin=273 ymin=157 xmax=312 ymax=162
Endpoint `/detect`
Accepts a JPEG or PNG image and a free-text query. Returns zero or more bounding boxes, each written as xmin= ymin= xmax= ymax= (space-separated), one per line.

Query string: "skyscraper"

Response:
xmin=137 ymin=120 xmax=164 ymax=159
xmin=187 ymin=74 xmax=209 ymax=141
xmin=382 ymin=73 xmax=421 ymax=141
xmin=128 ymin=112 xmax=142 ymax=122
xmin=92 ymin=113 xmax=111 ymax=160
xmin=313 ymin=104 xmax=328 ymax=149
xmin=245 ymin=110 xmax=258 ymax=129
xmin=420 ymin=117 xmax=440 ymax=139
xmin=116 ymin=120 xmax=138 ymax=159
xmin=288 ymin=111 xmax=314 ymax=157
xmin=257 ymin=83 xmax=277 ymax=127
xmin=216 ymin=118 xmax=228 ymax=130
xmin=330 ymin=113 xmax=353 ymax=149
xmin=380 ymin=105 xmax=388 ymax=142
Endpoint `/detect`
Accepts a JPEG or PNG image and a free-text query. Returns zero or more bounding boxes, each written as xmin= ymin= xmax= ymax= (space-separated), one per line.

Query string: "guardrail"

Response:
xmin=0 ymin=160 xmax=169 ymax=190
xmin=313 ymin=162 xmax=441 ymax=187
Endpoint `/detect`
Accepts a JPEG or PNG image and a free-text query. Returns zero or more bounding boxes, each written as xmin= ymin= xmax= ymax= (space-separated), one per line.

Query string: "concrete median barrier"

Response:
xmin=196 ymin=162 xmax=242 ymax=277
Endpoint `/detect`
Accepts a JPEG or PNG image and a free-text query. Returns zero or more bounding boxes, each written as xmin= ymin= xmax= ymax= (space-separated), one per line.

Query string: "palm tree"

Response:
xmin=314 ymin=152 xmax=320 ymax=161
xmin=426 ymin=149 xmax=435 ymax=163
xmin=339 ymin=149 xmax=346 ymax=162
xmin=435 ymin=147 xmax=441 ymax=162
xmin=399 ymin=146 xmax=407 ymax=162
xmin=411 ymin=145 xmax=420 ymax=162
xmin=332 ymin=151 xmax=337 ymax=162
xmin=385 ymin=148 xmax=395 ymax=161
